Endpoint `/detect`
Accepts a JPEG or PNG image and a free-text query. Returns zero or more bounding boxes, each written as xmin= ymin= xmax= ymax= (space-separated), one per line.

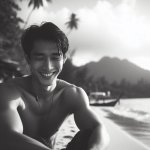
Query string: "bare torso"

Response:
xmin=7 ymin=76 xmax=73 ymax=147
xmin=0 ymin=75 xmax=106 ymax=150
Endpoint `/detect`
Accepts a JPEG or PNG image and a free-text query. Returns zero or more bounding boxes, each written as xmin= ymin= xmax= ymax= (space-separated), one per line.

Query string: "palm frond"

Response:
xmin=65 ymin=13 xmax=79 ymax=30
xmin=28 ymin=0 xmax=52 ymax=9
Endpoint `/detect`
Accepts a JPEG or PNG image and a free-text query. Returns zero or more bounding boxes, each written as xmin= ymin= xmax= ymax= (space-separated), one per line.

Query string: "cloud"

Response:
xmin=18 ymin=0 xmax=150 ymax=69
xmin=69 ymin=0 xmax=150 ymax=67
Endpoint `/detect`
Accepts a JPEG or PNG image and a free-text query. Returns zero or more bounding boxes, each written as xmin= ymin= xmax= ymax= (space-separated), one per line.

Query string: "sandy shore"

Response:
xmin=54 ymin=107 xmax=150 ymax=150
xmin=54 ymin=115 xmax=79 ymax=149
xmin=94 ymin=107 xmax=150 ymax=150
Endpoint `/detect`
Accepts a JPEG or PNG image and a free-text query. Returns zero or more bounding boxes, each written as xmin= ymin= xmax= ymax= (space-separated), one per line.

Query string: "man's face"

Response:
xmin=29 ymin=40 xmax=65 ymax=86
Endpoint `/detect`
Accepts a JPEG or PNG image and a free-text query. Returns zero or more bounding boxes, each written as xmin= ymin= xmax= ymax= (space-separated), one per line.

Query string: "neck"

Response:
xmin=30 ymin=76 xmax=57 ymax=99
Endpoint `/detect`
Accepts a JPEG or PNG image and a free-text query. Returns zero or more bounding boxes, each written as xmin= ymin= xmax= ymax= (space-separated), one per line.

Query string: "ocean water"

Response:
xmin=55 ymin=98 xmax=150 ymax=149
xmin=101 ymin=98 xmax=150 ymax=148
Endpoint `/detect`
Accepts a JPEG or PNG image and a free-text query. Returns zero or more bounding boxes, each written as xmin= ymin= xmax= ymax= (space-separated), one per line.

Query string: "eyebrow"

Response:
xmin=32 ymin=53 xmax=44 ymax=56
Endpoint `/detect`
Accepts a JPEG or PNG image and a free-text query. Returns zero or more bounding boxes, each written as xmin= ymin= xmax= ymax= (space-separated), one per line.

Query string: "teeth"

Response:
xmin=41 ymin=73 xmax=53 ymax=77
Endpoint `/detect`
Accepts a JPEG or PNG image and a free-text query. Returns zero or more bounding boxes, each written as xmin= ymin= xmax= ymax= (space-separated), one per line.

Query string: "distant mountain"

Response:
xmin=83 ymin=56 xmax=150 ymax=84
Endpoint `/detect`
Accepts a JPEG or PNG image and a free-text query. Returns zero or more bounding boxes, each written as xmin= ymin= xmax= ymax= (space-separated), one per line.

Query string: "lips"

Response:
xmin=40 ymin=72 xmax=55 ymax=79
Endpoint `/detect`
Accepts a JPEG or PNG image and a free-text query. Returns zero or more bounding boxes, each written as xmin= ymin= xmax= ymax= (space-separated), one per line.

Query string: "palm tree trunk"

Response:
xmin=23 ymin=7 xmax=34 ymax=29
xmin=66 ymin=29 xmax=72 ymax=36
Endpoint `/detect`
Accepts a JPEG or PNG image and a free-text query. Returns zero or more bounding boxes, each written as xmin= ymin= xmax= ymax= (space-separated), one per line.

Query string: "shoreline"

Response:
xmin=94 ymin=107 xmax=150 ymax=150
xmin=55 ymin=107 xmax=150 ymax=150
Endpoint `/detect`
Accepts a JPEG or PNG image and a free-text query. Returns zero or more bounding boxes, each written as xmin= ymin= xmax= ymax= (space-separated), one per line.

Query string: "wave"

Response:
xmin=102 ymin=107 xmax=150 ymax=148
xmin=103 ymin=106 xmax=150 ymax=123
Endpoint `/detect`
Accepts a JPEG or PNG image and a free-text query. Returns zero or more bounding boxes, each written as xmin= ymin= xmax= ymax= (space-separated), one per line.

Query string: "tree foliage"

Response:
xmin=23 ymin=0 xmax=52 ymax=29
xmin=28 ymin=0 xmax=52 ymax=9
xmin=59 ymin=60 xmax=150 ymax=98
xmin=0 ymin=0 xmax=23 ymax=42
xmin=59 ymin=59 xmax=77 ymax=83
xmin=0 ymin=0 xmax=25 ymax=80
xmin=65 ymin=13 xmax=79 ymax=36
xmin=65 ymin=13 xmax=79 ymax=30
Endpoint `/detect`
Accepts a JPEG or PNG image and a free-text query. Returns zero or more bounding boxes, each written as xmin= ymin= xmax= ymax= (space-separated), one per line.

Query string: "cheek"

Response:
xmin=58 ymin=61 xmax=64 ymax=69
xmin=30 ymin=61 xmax=42 ymax=72
xmin=29 ymin=60 xmax=64 ymax=72
xmin=54 ymin=61 xmax=63 ymax=73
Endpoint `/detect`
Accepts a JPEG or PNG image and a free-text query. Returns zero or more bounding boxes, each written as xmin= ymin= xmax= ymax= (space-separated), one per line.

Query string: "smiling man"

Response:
xmin=0 ymin=22 xmax=109 ymax=150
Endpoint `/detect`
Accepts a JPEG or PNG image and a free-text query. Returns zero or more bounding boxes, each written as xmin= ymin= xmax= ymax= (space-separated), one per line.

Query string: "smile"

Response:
xmin=40 ymin=72 xmax=55 ymax=78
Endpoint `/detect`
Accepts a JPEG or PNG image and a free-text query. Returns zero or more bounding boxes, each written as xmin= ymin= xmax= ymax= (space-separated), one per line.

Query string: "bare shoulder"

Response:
xmin=58 ymin=79 xmax=89 ymax=112
xmin=58 ymin=79 xmax=82 ymax=94
xmin=0 ymin=78 xmax=24 ymax=110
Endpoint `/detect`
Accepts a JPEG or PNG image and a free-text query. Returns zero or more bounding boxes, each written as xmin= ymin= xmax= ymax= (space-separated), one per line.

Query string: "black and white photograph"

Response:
xmin=0 ymin=0 xmax=150 ymax=150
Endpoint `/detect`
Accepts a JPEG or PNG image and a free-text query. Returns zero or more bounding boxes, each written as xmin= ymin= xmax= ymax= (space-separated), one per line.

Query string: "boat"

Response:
xmin=89 ymin=92 xmax=122 ymax=107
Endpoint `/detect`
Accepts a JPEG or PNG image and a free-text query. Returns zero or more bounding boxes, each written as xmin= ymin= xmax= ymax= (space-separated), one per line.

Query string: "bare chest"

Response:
xmin=18 ymin=95 xmax=70 ymax=139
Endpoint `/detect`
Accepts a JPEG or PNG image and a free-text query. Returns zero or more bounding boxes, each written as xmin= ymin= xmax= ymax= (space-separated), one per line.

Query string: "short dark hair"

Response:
xmin=21 ymin=22 xmax=69 ymax=58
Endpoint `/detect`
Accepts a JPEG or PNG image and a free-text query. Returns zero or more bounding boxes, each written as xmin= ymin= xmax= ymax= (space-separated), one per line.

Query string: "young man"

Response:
xmin=0 ymin=22 xmax=109 ymax=150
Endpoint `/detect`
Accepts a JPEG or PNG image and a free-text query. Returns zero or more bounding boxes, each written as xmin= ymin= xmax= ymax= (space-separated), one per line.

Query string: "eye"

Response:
xmin=51 ymin=56 xmax=62 ymax=61
xmin=33 ymin=55 xmax=44 ymax=60
xmin=52 ymin=57 xmax=61 ymax=61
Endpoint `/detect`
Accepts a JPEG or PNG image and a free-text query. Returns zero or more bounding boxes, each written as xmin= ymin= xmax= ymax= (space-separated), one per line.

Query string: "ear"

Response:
xmin=23 ymin=54 xmax=32 ymax=74
xmin=24 ymin=54 xmax=30 ymax=64
xmin=24 ymin=54 xmax=32 ymax=70
xmin=63 ymin=54 xmax=67 ymax=64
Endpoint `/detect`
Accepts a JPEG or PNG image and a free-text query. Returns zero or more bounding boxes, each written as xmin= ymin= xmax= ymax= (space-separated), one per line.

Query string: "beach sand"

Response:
xmin=94 ymin=107 xmax=150 ymax=150
xmin=54 ymin=115 xmax=79 ymax=150
xmin=54 ymin=107 xmax=150 ymax=150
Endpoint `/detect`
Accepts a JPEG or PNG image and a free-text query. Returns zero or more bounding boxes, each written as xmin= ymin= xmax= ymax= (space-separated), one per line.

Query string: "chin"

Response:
xmin=39 ymin=78 xmax=52 ymax=86
xmin=39 ymin=76 xmax=57 ymax=86
xmin=40 ymin=81 xmax=52 ymax=86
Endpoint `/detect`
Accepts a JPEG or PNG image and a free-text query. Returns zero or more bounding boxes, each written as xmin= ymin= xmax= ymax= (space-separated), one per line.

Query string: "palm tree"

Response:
xmin=65 ymin=13 xmax=79 ymax=35
xmin=65 ymin=13 xmax=79 ymax=59
xmin=23 ymin=0 xmax=52 ymax=29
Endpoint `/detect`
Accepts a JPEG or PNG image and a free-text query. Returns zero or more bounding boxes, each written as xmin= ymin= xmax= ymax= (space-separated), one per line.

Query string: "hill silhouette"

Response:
xmin=83 ymin=56 xmax=150 ymax=84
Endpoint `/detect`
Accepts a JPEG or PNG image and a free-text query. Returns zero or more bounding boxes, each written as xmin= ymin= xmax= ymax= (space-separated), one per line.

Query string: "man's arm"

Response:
xmin=65 ymin=86 xmax=109 ymax=150
xmin=0 ymin=85 xmax=50 ymax=150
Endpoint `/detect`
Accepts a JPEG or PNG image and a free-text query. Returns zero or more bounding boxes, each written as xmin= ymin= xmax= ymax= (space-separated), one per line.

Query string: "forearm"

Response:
xmin=87 ymin=124 xmax=110 ymax=150
xmin=0 ymin=131 xmax=51 ymax=150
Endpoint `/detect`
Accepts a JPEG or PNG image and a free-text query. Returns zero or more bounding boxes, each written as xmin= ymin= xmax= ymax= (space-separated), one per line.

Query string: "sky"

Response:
xmin=17 ymin=0 xmax=150 ymax=71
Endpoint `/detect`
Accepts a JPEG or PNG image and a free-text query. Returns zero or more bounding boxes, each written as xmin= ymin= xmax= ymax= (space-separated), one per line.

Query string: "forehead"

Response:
xmin=31 ymin=40 xmax=61 ymax=55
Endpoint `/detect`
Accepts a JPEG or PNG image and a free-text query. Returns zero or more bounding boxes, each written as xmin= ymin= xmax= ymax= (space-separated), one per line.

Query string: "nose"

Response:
xmin=44 ymin=58 xmax=53 ymax=70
